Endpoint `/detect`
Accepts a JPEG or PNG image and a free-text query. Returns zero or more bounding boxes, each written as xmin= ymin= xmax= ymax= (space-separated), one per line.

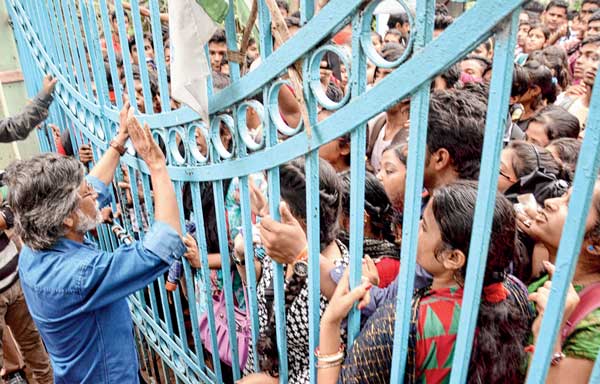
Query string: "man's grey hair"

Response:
xmin=5 ymin=153 xmax=84 ymax=250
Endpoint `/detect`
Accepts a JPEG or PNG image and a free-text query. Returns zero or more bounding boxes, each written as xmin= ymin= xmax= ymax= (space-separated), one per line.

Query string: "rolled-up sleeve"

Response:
xmin=78 ymin=221 xmax=185 ymax=311
xmin=143 ymin=221 xmax=186 ymax=264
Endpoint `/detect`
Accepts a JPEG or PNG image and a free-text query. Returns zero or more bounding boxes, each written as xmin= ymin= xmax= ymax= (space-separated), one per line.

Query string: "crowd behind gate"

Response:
xmin=1 ymin=0 xmax=600 ymax=383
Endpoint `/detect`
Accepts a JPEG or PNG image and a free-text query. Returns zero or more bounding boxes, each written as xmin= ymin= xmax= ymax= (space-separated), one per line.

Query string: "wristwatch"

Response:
xmin=292 ymin=246 xmax=309 ymax=277
xmin=110 ymin=140 xmax=127 ymax=156
xmin=293 ymin=260 xmax=308 ymax=277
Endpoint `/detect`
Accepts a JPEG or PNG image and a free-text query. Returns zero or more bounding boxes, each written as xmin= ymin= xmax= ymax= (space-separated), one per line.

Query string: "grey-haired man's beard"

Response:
xmin=75 ymin=209 xmax=103 ymax=233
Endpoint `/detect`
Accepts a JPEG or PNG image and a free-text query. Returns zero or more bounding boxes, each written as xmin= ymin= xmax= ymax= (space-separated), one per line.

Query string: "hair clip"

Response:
xmin=551 ymin=76 xmax=558 ymax=85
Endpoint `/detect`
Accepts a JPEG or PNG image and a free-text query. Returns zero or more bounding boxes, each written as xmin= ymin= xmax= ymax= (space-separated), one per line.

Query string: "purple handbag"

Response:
xmin=199 ymin=273 xmax=251 ymax=368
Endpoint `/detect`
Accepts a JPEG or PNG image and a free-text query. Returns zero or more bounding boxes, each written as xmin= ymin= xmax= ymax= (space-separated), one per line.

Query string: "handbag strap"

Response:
xmin=237 ymin=269 xmax=252 ymax=317
xmin=562 ymin=282 xmax=600 ymax=342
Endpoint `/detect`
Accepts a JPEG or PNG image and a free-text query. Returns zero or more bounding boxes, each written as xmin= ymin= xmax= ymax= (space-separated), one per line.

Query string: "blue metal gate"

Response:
xmin=5 ymin=0 xmax=600 ymax=382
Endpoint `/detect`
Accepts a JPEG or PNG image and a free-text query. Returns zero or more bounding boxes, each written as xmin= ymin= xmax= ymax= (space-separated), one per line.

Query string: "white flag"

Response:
xmin=168 ymin=0 xmax=218 ymax=124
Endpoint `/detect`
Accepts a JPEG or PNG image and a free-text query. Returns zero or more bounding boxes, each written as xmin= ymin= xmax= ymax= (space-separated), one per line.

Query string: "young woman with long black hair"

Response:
xmin=236 ymin=159 xmax=348 ymax=384
xmin=518 ymin=179 xmax=600 ymax=383
xmin=317 ymin=181 xmax=532 ymax=384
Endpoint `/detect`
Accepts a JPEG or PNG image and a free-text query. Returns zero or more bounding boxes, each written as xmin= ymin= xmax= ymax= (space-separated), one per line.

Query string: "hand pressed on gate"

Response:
xmin=126 ymin=107 xmax=181 ymax=235
xmin=258 ymin=201 xmax=307 ymax=265
xmin=42 ymin=74 xmax=58 ymax=95
xmin=529 ymin=261 xmax=580 ymax=341
xmin=318 ymin=271 xmax=372 ymax=384
xmin=78 ymin=144 xmax=94 ymax=164
xmin=126 ymin=107 xmax=165 ymax=171
xmin=182 ymin=233 xmax=201 ymax=268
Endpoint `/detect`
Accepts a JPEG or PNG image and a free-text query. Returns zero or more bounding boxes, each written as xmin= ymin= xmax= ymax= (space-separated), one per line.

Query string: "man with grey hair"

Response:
xmin=5 ymin=104 xmax=186 ymax=383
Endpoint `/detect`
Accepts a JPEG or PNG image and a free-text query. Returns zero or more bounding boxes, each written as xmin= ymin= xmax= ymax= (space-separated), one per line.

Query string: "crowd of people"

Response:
xmin=1 ymin=0 xmax=600 ymax=383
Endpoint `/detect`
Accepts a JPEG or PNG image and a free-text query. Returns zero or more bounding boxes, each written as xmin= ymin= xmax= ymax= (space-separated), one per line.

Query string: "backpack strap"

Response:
xmin=561 ymin=282 xmax=600 ymax=342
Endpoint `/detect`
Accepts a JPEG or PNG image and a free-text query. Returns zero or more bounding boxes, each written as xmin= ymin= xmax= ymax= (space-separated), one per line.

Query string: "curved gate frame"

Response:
xmin=5 ymin=0 xmax=600 ymax=382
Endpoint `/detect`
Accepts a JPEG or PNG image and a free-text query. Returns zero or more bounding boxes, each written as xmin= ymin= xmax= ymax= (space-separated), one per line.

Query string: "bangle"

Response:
xmin=316 ymin=360 xmax=343 ymax=369
xmin=110 ymin=140 xmax=127 ymax=156
xmin=551 ymin=351 xmax=565 ymax=366
xmin=315 ymin=344 xmax=345 ymax=363
xmin=295 ymin=246 xmax=308 ymax=262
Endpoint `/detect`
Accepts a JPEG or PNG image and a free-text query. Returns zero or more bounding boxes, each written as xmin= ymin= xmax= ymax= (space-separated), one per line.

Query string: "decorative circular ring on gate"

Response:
xmin=187 ymin=123 xmax=210 ymax=164
xmin=308 ymin=45 xmax=352 ymax=110
xmin=237 ymin=100 xmax=266 ymax=151
xmin=360 ymin=0 xmax=414 ymax=68
xmin=211 ymin=114 xmax=236 ymax=160
xmin=168 ymin=128 xmax=187 ymax=165
xmin=268 ymin=80 xmax=303 ymax=137
xmin=151 ymin=129 xmax=168 ymax=162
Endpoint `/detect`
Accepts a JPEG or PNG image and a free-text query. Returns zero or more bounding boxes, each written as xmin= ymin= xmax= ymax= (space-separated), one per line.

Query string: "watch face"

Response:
xmin=294 ymin=261 xmax=308 ymax=277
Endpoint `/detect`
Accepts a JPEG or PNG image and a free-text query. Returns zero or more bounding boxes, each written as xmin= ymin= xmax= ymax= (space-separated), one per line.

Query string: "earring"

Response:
xmin=588 ymin=245 xmax=596 ymax=252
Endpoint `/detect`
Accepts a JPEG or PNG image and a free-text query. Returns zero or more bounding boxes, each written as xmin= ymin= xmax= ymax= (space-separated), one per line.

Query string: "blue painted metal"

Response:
xmin=389 ymin=0 xmax=435 ymax=381
xmin=525 ymin=40 xmax=600 ymax=384
xmin=592 ymin=351 xmax=600 ymax=383
xmin=449 ymin=9 xmax=520 ymax=384
xmin=12 ymin=0 xmax=600 ymax=382
xmin=346 ymin=9 xmax=368 ymax=348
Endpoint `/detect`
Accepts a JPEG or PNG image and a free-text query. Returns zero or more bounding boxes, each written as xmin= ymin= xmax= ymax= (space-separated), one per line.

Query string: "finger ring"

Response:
xmin=523 ymin=219 xmax=532 ymax=228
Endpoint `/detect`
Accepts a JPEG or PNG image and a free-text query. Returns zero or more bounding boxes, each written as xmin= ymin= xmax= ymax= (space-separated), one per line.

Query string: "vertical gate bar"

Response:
xmin=31 ymin=1 xmax=54 ymax=67
xmin=98 ymin=0 xmax=124 ymax=107
xmin=61 ymin=0 xmax=88 ymax=95
xmin=50 ymin=0 xmax=77 ymax=84
xmin=44 ymin=0 xmax=69 ymax=80
xmin=129 ymin=0 xmax=155 ymax=115
xmin=266 ymin=148 xmax=287 ymax=384
xmin=298 ymin=4 xmax=320 ymax=384
xmin=148 ymin=0 xmax=170 ymax=112
xmin=79 ymin=0 xmax=115 ymax=163
xmin=65 ymin=0 xmax=94 ymax=99
xmin=50 ymin=0 xmax=72 ymax=81
xmin=190 ymin=181 xmax=225 ymax=383
xmin=53 ymin=0 xmax=83 ymax=89
xmin=300 ymin=0 xmax=314 ymax=26
xmin=224 ymin=3 xmax=241 ymax=82
xmin=449 ymin=10 xmax=519 ymax=384
xmin=221 ymin=10 xmax=259 ymax=373
xmin=389 ymin=0 xmax=435 ymax=381
xmin=346 ymin=9 xmax=368 ymax=347
xmin=305 ymin=143 xmax=321 ymax=384
xmin=238 ymin=175 xmax=261 ymax=373
xmin=256 ymin=0 xmax=289 ymax=381
xmin=213 ymin=178 xmax=243 ymax=380
xmin=235 ymin=57 xmax=261 ymax=376
xmin=591 ymin=353 xmax=600 ymax=383
xmin=174 ymin=181 xmax=204 ymax=360
xmin=81 ymin=0 xmax=112 ymax=109
xmin=114 ymin=0 xmax=139 ymax=113
xmin=526 ymin=49 xmax=600 ymax=384
xmin=126 ymin=165 xmax=150 ymax=310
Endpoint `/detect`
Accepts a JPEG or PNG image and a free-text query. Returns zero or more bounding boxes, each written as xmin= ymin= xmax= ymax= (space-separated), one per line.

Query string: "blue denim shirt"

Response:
xmin=19 ymin=176 xmax=185 ymax=383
